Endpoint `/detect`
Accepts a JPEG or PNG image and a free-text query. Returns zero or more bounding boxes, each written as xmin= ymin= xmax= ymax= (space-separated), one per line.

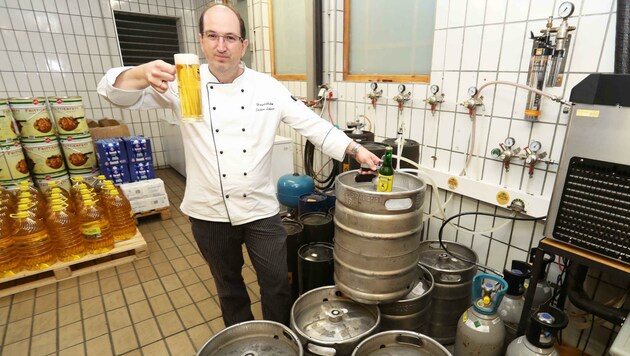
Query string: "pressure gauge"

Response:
xmin=468 ymin=86 xmax=478 ymax=97
xmin=398 ymin=84 xmax=406 ymax=93
xmin=504 ymin=137 xmax=516 ymax=147
xmin=430 ymin=84 xmax=440 ymax=95
xmin=558 ymin=1 xmax=575 ymax=18
xmin=370 ymin=82 xmax=378 ymax=91
xmin=530 ymin=140 xmax=542 ymax=152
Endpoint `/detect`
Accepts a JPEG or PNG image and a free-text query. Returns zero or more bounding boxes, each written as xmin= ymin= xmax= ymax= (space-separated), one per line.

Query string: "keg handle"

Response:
xmin=438 ymin=273 xmax=462 ymax=283
xmin=307 ymin=343 xmax=337 ymax=356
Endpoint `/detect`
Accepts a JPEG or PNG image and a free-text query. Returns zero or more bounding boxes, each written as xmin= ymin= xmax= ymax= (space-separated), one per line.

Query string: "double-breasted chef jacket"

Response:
xmin=98 ymin=63 xmax=352 ymax=225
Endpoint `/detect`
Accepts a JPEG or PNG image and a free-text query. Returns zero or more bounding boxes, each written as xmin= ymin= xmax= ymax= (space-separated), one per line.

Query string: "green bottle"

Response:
xmin=377 ymin=146 xmax=394 ymax=192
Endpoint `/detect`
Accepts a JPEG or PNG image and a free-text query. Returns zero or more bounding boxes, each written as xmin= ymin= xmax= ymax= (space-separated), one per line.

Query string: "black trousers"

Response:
xmin=190 ymin=214 xmax=291 ymax=326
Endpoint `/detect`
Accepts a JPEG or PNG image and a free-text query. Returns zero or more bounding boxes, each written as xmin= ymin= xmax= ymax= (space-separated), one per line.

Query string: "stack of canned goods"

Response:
xmin=49 ymin=96 xmax=99 ymax=186
xmin=0 ymin=96 xmax=99 ymax=192
xmin=0 ymin=99 xmax=29 ymax=189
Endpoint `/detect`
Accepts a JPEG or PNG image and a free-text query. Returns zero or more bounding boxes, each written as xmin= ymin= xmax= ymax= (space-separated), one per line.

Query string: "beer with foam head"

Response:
xmin=174 ymin=54 xmax=202 ymax=122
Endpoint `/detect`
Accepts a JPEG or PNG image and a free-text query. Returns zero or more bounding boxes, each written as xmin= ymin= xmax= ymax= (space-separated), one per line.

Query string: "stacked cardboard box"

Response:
xmin=119 ymin=178 xmax=169 ymax=213
xmin=95 ymin=135 xmax=155 ymax=184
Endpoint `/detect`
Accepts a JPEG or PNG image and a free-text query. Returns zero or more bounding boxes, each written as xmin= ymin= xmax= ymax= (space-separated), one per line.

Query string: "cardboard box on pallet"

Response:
xmin=122 ymin=136 xmax=153 ymax=163
xmin=120 ymin=178 xmax=166 ymax=200
xmin=129 ymin=195 xmax=170 ymax=213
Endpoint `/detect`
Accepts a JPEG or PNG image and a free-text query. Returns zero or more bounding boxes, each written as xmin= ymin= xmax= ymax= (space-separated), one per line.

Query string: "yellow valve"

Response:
xmin=483 ymin=295 xmax=491 ymax=305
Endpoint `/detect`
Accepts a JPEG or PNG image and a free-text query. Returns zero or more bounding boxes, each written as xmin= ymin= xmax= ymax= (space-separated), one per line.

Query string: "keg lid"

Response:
xmin=296 ymin=300 xmax=378 ymax=342
xmin=298 ymin=243 xmax=333 ymax=262
xmin=418 ymin=250 xmax=471 ymax=271
xmin=282 ymin=220 xmax=303 ymax=235
xmin=403 ymin=278 xmax=429 ymax=300
xmin=299 ymin=212 xmax=333 ymax=226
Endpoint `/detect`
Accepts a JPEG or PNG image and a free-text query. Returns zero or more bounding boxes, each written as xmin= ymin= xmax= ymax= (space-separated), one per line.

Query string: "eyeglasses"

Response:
xmin=201 ymin=31 xmax=243 ymax=44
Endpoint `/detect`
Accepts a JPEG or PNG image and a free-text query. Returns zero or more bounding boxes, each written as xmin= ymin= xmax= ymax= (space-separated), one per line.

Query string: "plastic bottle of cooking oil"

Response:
xmin=11 ymin=209 xmax=56 ymax=270
xmin=16 ymin=197 xmax=44 ymax=222
xmin=0 ymin=187 xmax=16 ymax=220
xmin=46 ymin=182 xmax=72 ymax=203
xmin=70 ymin=177 xmax=90 ymax=203
xmin=0 ymin=212 xmax=21 ymax=277
xmin=104 ymin=189 xmax=137 ymax=241
xmin=92 ymin=175 xmax=107 ymax=193
xmin=47 ymin=203 xmax=86 ymax=261
xmin=49 ymin=189 xmax=75 ymax=214
xmin=78 ymin=198 xmax=114 ymax=254
xmin=19 ymin=181 xmax=47 ymax=212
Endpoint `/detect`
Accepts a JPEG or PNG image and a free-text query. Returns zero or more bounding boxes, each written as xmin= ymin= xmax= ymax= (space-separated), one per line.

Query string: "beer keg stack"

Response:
xmin=0 ymin=96 xmax=100 ymax=193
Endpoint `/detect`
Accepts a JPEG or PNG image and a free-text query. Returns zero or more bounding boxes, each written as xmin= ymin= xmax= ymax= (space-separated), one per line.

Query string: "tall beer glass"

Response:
xmin=174 ymin=53 xmax=202 ymax=122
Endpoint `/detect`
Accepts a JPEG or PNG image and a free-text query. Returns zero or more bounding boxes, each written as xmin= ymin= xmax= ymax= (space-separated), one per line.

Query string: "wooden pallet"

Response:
xmin=134 ymin=207 xmax=171 ymax=221
xmin=0 ymin=230 xmax=148 ymax=298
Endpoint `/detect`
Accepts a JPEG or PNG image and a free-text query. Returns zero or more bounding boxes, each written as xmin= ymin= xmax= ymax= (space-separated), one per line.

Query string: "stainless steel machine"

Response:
xmin=544 ymin=74 xmax=630 ymax=264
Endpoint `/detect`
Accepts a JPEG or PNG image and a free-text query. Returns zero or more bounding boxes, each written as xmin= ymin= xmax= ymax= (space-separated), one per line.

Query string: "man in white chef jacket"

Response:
xmin=98 ymin=3 xmax=380 ymax=326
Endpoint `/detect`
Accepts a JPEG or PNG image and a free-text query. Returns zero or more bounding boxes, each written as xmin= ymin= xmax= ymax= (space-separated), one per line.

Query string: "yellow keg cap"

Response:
xmin=483 ymin=296 xmax=491 ymax=306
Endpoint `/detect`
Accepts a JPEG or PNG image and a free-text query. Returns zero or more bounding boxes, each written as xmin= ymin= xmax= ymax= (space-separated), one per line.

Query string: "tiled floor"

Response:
xmin=0 ymin=169 xmax=262 ymax=355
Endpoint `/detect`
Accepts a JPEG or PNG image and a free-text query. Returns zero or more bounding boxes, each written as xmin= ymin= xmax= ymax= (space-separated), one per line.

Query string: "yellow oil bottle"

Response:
xmin=92 ymin=175 xmax=107 ymax=193
xmin=19 ymin=181 xmax=47 ymax=214
xmin=17 ymin=191 xmax=45 ymax=220
xmin=11 ymin=210 xmax=56 ymax=271
xmin=0 ymin=213 xmax=21 ymax=277
xmin=49 ymin=190 xmax=75 ymax=214
xmin=47 ymin=203 xmax=86 ymax=262
xmin=78 ymin=198 xmax=114 ymax=254
xmin=104 ymin=189 xmax=137 ymax=241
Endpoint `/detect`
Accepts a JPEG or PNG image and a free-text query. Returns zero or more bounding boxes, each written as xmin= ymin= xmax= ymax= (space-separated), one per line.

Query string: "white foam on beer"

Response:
xmin=174 ymin=53 xmax=199 ymax=65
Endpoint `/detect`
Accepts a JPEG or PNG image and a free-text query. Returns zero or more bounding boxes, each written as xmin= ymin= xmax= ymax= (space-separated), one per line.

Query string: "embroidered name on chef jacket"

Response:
xmin=255 ymin=102 xmax=275 ymax=112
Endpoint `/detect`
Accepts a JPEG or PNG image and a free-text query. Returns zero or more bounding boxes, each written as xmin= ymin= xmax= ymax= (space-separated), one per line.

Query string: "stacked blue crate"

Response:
xmin=123 ymin=136 xmax=155 ymax=181
xmin=95 ymin=138 xmax=130 ymax=184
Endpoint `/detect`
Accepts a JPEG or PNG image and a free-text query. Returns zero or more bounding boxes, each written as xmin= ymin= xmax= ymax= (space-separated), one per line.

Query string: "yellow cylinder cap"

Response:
xmin=72 ymin=176 xmax=84 ymax=182
xmin=84 ymin=199 xmax=94 ymax=206
xmin=11 ymin=211 xmax=29 ymax=219
xmin=47 ymin=181 xmax=57 ymax=187
xmin=108 ymin=189 xmax=120 ymax=196
xmin=51 ymin=204 xmax=64 ymax=212
xmin=18 ymin=198 xmax=31 ymax=205
xmin=17 ymin=203 xmax=29 ymax=211
xmin=19 ymin=191 xmax=32 ymax=198
xmin=97 ymin=175 xmax=106 ymax=180
xmin=483 ymin=295 xmax=491 ymax=305
xmin=79 ymin=188 xmax=90 ymax=195
xmin=81 ymin=193 xmax=92 ymax=200
xmin=51 ymin=187 xmax=61 ymax=193
xmin=50 ymin=198 xmax=63 ymax=205
xmin=78 ymin=183 xmax=87 ymax=189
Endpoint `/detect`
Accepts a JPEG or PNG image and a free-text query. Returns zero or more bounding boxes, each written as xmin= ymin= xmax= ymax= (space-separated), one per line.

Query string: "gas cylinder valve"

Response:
xmin=519 ymin=140 xmax=555 ymax=177
xmin=393 ymin=84 xmax=411 ymax=114
xmin=423 ymin=84 xmax=444 ymax=115
xmin=367 ymin=82 xmax=383 ymax=110
xmin=461 ymin=86 xmax=484 ymax=118
xmin=491 ymin=137 xmax=521 ymax=172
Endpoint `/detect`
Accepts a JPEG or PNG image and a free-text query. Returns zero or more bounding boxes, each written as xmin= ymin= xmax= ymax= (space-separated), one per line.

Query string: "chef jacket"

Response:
xmin=98 ymin=64 xmax=352 ymax=225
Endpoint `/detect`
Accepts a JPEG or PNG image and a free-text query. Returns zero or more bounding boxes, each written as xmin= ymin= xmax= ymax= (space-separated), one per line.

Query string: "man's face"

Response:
xmin=199 ymin=6 xmax=249 ymax=79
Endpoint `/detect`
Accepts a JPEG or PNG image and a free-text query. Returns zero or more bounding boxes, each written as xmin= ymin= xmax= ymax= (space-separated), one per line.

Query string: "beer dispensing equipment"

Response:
xmin=367 ymin=82 xmax=383 ymax=110
xmin=525 ymin=1 xmax=576 ymax=120
xmin=423 ymin=84 xmax=444 ymax=115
